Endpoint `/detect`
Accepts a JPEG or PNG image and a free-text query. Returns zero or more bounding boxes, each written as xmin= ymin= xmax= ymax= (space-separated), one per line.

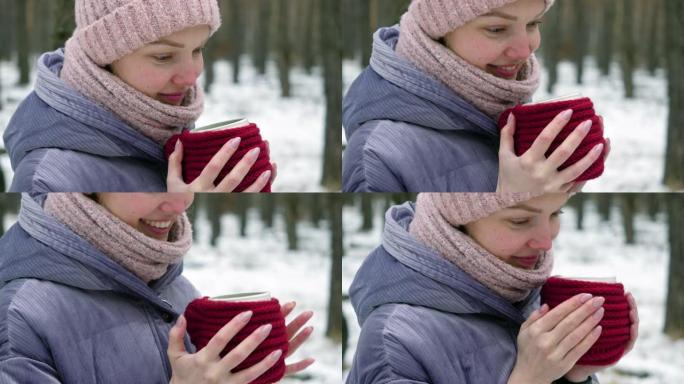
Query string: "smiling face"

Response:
xmin=464 ymin=194 xmax=568 ymax=269
xmin=443 ymin=0 xmax=546 ymax=80
xmin=109 ymin=25 xmax=210 ymax=106
xmin=97 ymin=193 xmax=195 ymax=241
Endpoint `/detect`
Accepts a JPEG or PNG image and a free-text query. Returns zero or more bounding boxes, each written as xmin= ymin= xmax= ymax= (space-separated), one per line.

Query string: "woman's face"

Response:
xmin=109 ymin=25 xmax=210 ymax=106
xmin=464 ymin=194 xmax=568 ymax=269
xmin=443 ymin=0 xmax=546 ymax=80
xmin=97 ymin=193 xmax=195 ymax=241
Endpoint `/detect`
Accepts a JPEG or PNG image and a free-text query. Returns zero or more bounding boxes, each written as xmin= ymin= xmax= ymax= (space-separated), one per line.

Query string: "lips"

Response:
xmin=139 ymin=218 xmax=175 ymax=239
xmin=157 ymin=92 xmax=185 ymax=105
xmin=487 ymin=63 xmax=523 ymax=79
xmin=511 ymin=255 xmax=540 ymax=269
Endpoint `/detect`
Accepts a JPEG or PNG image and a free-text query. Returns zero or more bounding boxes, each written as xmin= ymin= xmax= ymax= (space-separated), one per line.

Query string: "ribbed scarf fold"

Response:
xmin=409 ymin=207 xmax=553 ymax=302
xmin=44 ymin=193 xmax=192 ymax=283
xmin=395 ymin=11 xmax=541 ymax=120
xmin=60 ymin=37 xmax=204 ymax=144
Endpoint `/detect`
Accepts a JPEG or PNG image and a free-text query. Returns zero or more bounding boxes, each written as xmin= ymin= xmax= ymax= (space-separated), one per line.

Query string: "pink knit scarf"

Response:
xmin=44 ymin=193 xmax=192 ymax=283
xmin=60 ymin=38 xmax=204 ymax=144
xmin=408 ymin=206 xmax=553 ymax=302
xmin=395 ymin=11 xmax=541 ymax=120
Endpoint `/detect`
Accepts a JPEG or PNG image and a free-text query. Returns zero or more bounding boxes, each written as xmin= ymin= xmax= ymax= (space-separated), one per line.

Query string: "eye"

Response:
xmin=508 ymin=218 xmax=531 ymax=226
xmin=551 ymin=209 xmax=564 ymax=218
xmin=527 ymin=20 xmax=543 ymax=29
xmin=152 ymin=54 xmax=173 ymax=62
xmin=193 ymin=46 xmax=205 ymax=56
xmin=486 ymin=26 xmax=507 ymax=34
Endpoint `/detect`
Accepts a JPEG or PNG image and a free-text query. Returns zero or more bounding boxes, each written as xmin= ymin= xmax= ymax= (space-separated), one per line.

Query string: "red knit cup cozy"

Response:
xmin=184 ymin=297 xmax=288 ymax=384
xmin=164 ymin=123 xmax=273 ymax=192
xmin=540 ymin=277 xmax=631 ymax=365
xmin=498 ymin=97 xmax=606 ymax=182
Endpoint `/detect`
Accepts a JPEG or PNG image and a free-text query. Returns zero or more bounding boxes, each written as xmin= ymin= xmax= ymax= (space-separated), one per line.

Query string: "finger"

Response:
xmin=521 ymin=304 xmax=549 ymax=330
xmin=194 ymin=137 xmax=241 ymax=190
xmin=604 ymin=137 xmax=611 ymax=160
xmin=564 ymin=325 xmax=602 ymax=365
xmin=280 ymin=301 xmax=296 ymax=318
xmin=499 ymin=113 xmax=516 ymax=157
xmin=534 ymin=293 xmax=593 ymax=333
xmin=199 ymin=310 xmax=252 ymax=360
xmin=548 ymin=296 xmax=605 ymax=346
xmin=269 ymin=162 xmax=278 ymax=184
xmin=557 ymin=143 xmax=604 ymax=183
xmin=546 ymin=120 xmax=592 ymax=168
xmin=242 ymin=170 xmax=271 ymax=193
xmin=552 ymin=306 xmax=604 ymax=361
xmin=166 ymin=140 xmax=185 ymax=187
xmin=214 ymin=147 xmax=260 ymax=192
xmin=625 ymin=292 xmax=639 ymax=353
xmin=264 ymin=140 xmax=270 ymax=156
xmin=286 ymin=311 xmax=314 ymax=340
xmin=285 ymin=358 xmax=315 ymax=376
xmin=528 ymin=109 xmax=573 ymax=159
xmin=220 ymin=323 xmax=273 ymax=371
xmin=287 ymin=326 xmax=313 ymax=358
xmin=167 ymin=314 xmax=188 ymax=360
xmin=231 ymin=349 xmax=282 ymax=383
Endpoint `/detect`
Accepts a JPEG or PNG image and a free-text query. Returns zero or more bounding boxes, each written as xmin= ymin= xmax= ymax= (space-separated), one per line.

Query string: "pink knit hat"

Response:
xmin=71 ymin=0 xmax=221 ymax=66
xmin=413 ymin=193 xmax=538 ymax=227
xmin=406 ymin=0 xmax=555 ymax=39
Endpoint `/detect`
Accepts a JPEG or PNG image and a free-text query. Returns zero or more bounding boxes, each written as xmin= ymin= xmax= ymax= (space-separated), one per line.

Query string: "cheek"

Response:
xmin=128 ymin=66 xmax=170 ymax=96
xmin=446 ymin=32 xmax=501 ymax=69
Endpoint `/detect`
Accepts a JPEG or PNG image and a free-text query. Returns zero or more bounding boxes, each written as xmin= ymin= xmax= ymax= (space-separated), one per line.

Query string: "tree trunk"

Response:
xmin=203 ymin=38 xmax=217 ymax=93
xmin=596 ymin=194 xmax=612 ymax=222
xmin=208 ymin=196 xmax=223 ymax=247
xmin=236 ymin=195 xmax=249 ymax=237
xmin=573 ymin=0 xmax=588 ymax=84
xmin=664 ymin=0 xmax=684 ymax=188
xmin=301 ymin=0 xmax=318 ymax=73
xmin=16 ymin=0 xmax=30 ymax=86
xmin=571 ymin=193 xmax=585 ymax=231
xmin=620 ymin=194 xmax=636 ymax=245
xmin=326 ymin=194 xmax=343 ymax=342
xmin=543 ymin=3 xmax=561 ymax=94
xmin=276 ymin=0 xmax=291 ymax=97
xmin=53 ymin=0 xmax=75 ymax=49
xmin=283 ymin=195 xmax=298 ymax=251
xmin=360 ymin=194 xmax=373 ymax=231
xmin=664 ymin=194 xmax=684 ymax=339
xmin=253 ymin=0 xmax=271 ymax=75
xmin=260 ymin=194 xmax=275 ymax=228
xmin=597 ymin=0 xmax=616 ymax=76
xmin=320 ymin=0 xmax=342 ymax=190
xmin=621 ymin=0 xmax=636 ymax=98
xmin=310 ymin=194 xmax=323 ymax=228
xmin=645 ymin=0 xmax=664 ymax=75
xmin=228 ymin=0 xmax=244 ymax=84
xmin=358 ymin=0 xmax=372 ymax=67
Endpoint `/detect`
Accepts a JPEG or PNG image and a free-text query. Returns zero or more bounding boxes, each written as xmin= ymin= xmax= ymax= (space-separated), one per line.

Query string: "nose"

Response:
xmin=504 ymin=32 xmax=534 ymax=61
xmin=527 ymin=225 xmax=554 ymax=252
xmin=172 ymin=59 xmax=202 ymax=87
xmin=160 ymin=193 xmax=195 ymax=214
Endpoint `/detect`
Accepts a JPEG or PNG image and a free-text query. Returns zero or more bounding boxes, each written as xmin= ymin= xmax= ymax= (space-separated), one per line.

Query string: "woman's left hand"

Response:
xmin=280 ymin=301 xmax=315 ymax=376
xmin=563 ymin=291 xmax=639 ymax=382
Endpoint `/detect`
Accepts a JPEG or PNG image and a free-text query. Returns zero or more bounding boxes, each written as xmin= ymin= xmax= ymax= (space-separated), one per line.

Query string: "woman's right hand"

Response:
xmin=167 ymin=312 xmax=281 ymax=384
xmin=167 ymin=138 xmax=272 ymax=192
xmin=507 ymin=293 xmax=605 ymax=384
xmin=497 ymin=110 xmax=605 ymax=193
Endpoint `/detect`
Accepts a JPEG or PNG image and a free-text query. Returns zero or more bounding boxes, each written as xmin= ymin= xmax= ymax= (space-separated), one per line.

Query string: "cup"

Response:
xmin=498 ymin=97 xmax=606 ymax=182
xmin=184 ymin=291 xmax=288 ymax=384
xmin=164 ymin=120 xmax=273 ymax=192
xmin=540 ymin=276 xmax=631 ymax=365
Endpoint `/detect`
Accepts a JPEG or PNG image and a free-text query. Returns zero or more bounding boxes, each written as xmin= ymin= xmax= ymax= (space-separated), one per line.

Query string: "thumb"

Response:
xmin=500 ymin=113 xmax=516 ymax=156
xmin=167 ymin=140 xmax=185 ymax=184
xmin=167 ymin=314 xmax=188 ymax=360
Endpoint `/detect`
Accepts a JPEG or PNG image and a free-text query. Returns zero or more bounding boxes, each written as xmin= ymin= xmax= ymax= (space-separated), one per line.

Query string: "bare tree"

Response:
xmin=276 ymin=0 xmax=291 ymax=97
xmin=326 ymin=194 xmax=343 ymax=342
xmin=16 ymin=0 xmax=30 ymax=85
xmin=621 ymin=0 xmax=636 ymax=98
xmin=573 ymin=0 xmax=588 ymax=84
xmin=252 ymin=0 xmax=271 ymax=75
xmin=620 ymin=194 xmax=636 ymax=245
xmin=597 ymin=0 xmax=616 ymax=76
xmin=665 ymin=194 xmax=684 ymax=339
xmin=664 ymin=0 xmax=684 ymax=188
xmin=320 ymin=0 xmax=342 ymax=190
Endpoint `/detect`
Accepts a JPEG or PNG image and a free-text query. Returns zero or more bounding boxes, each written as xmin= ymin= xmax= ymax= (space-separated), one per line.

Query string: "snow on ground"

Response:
xmin=0 ymin=56 xmax=326 ymax=191
xmin=342 ymin=198 xmax=684 ymax=383
xmin=342 ymin=57 xmax=672 ymax=192
xmin=185 ymin=208 xmax=341 ymax=383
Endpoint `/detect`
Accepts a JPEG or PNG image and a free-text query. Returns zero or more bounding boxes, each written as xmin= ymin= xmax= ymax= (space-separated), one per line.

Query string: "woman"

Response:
xmin=4 ymin=0 xmax=274 ymax=193
xmin=346 ymin=193 xmax=638 ymax=383
xmin=0 ymin=193 xmax=314 ymax=383
xmin=342 ymin=0 xmax=609 ymax=192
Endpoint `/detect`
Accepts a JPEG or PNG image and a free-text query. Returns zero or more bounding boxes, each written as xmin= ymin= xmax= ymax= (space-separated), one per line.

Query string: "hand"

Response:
xmin=507 ymin=293 xmax=605 ymax=384
xmin=280 ymin=301 xmax=315 ymax=375
xmin=167 ymin=312 xmax=281 ymax=384
xmin=563 ymin=292 xmax=639 ymax=382
xmin=497 ymin=110 xmax=605 ymax=193
xmin=167 ymin=139 xmax=272 ymax=192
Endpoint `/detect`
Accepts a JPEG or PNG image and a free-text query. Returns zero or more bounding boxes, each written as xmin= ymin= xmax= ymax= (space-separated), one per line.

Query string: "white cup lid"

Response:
xmin=212 ymin=291 xmax=271 ymax=302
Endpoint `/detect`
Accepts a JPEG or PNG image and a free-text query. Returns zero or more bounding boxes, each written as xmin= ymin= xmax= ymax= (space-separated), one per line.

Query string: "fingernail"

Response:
xmin=305 ymin=326 xmax=314 ymax=333
xmin=237 ymin=311 xmax=253 ymax=322
xmin=593 ymin=143 xmax=604 ymax=153
xmin=174 ymin=140 xmax=181 ymax=151
xmin=259 ymin=323 xmax=272 ymax=336
xmin=176 ymin=314 xmax=185 ymax=326
xmin=260 ymin=170 xmax=272 ymax=180
xmin=248 ymin=147 xmax=261 ymax=158
xmin=561 ymin=109 xmax=573 ymax=119
xmin=227 ymin=137 xmax=241 ymax=148
xmin=593 ymin=297 xmax=605 ymax=307
xmin=270 ymin=349 xmax=283 ymax=360
xmin=593 ymin=307 xmax=605 ymax=319
xmin=507 ymin=113 xmax=514 ymax=124
xmin=579 ymin=120 xmax=592 ymax=132
xmin=593 ymin=325 xmax=602 ymax=335
xmin=580 ymin=293 xmax=593 ymax=303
